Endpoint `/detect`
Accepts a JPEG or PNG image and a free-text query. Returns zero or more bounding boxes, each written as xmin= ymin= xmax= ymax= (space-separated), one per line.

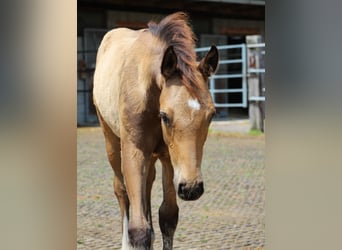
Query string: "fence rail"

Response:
xmin=195 ymin=43 xmax=265 ymax=109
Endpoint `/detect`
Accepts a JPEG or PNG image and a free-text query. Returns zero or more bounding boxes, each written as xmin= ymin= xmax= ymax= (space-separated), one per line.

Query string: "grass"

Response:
xmin=248 ymin=129 xmax=264 ymax=136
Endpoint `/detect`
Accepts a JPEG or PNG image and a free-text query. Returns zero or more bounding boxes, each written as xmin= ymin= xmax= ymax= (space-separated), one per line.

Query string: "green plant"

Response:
xmin=248 ymin=129 xmax=263 ymax=136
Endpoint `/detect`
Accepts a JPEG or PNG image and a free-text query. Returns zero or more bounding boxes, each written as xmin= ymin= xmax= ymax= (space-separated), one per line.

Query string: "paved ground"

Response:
xmin=210 ymin=119 xmax=251 ymax=134
xmin=77 ymin=120 xmax=265 ymax=249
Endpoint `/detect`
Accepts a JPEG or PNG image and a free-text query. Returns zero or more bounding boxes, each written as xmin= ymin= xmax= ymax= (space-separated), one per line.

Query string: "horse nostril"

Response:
xmin=178 ymin=182 xmax=204 ymax=201
xmin=178 ymin=183 xmax=186 ymax=193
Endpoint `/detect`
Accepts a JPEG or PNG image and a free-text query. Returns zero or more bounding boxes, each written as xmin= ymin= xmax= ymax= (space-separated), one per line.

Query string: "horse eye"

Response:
xmin=160 ymin=112 xmax=171 ymax=126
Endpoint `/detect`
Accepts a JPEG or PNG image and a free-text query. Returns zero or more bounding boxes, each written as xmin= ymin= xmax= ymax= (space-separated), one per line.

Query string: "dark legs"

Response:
xmin=159 ymin=154 xmax=179 ymax=250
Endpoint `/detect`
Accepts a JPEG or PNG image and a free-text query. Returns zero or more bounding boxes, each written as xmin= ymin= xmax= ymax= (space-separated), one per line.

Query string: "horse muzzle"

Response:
xmin=177 ymin=181 xmax=204 ymax=201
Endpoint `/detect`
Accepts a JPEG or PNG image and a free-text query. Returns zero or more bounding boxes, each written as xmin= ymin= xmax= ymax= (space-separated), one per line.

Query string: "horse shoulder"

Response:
xmin=94 ymin=28 xmax=140 ymax=137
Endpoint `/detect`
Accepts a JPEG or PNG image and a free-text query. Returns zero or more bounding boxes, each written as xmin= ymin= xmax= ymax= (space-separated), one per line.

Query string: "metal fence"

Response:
xmin=195 ymin=43 xmax=265 ymax=109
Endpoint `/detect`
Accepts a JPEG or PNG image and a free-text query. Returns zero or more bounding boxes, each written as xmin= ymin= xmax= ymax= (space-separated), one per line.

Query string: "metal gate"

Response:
xmin=195 ymin=43 xmax=265 ymax=109
xmin=196 ymin=44 xmax=247 ymax=108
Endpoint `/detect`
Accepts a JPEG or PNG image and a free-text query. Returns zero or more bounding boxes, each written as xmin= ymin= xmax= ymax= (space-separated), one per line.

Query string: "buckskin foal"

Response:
xmin=93 ymin=12 xmax=219 ymax=250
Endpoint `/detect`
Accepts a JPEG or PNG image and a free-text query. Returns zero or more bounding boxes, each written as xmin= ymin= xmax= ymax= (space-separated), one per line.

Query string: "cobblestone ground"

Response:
xmin=77 ymin=123 xmax=265 ymax=250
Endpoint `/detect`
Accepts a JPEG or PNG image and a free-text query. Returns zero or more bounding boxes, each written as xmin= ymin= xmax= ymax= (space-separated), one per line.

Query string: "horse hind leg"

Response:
xmin=113 ymin=174 xmax=130 ymax=249
xmin=102 ymin=128 xmax=130 ymax=249
xmin=96 ymin=110 xmax=130 ymax=249
xmin=158 ymin=154 xmax=179 ymax=250
xmin=145 ymin=157 xmax=157 ymax=249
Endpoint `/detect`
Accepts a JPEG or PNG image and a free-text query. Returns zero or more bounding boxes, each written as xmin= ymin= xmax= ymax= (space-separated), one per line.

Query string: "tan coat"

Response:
xmin=93 ymin=12 xmax=219 ymax=250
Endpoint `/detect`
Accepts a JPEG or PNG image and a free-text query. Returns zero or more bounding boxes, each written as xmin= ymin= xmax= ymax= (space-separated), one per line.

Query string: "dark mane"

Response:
xmin=148 ymin=12 xmax=200 ymax=93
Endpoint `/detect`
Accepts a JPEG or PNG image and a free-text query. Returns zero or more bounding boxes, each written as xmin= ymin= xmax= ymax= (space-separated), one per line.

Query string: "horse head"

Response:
xmin=158 ymin=45 xmax=219 ymax=201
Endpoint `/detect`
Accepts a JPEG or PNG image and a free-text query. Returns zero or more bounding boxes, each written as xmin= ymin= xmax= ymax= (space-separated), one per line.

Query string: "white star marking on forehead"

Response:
xmin=188 ymin=98 xmax=201 ymax=110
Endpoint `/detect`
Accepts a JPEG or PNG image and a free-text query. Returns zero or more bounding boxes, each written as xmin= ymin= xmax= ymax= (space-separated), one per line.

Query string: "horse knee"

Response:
xmin=128 ymin=223 xmax=153 ymax=249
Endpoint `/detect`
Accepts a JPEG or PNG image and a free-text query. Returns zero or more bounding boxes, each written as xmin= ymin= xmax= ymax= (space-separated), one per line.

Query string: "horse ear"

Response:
xmin=198 ymin=45 xmax=219 ymax=77
xmin=161 ymin=46 xmax=177 ymax=79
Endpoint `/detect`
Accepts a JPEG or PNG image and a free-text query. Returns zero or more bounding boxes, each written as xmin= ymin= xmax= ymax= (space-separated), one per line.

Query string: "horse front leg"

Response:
xmin=121 ymin=140 xmax=153 ymax=250
xmin=159 ymin=154 xmax=179 ymax=250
